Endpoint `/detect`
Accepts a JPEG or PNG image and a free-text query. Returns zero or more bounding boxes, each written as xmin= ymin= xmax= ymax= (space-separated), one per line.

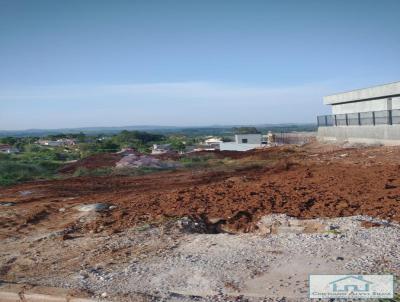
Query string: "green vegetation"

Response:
xmin=113 ymin=166 xmax=172 ymax=176
xmin=0 ymin=130 xmax=174 ymax=186
xmin=0 ymin=153 xmax=61 ymax=186
xmin=0 ymin=135 xmax=81 ymax=186
xmin=179 ymin=156 xmax=212 ymax=168
xmin=233 ymin=127 xmax=260 ymax=134
xmin=0 ymin=124 xmax=316 ymax=186
xmin=72 ymin=167 xmax=114 ymax=177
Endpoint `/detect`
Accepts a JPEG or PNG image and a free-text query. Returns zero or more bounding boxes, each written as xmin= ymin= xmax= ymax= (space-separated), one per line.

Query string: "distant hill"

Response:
xmin=0 ymin=126 xmax=179 ymax=137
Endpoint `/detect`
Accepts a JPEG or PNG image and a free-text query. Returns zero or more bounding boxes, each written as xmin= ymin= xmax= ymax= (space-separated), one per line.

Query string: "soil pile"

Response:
xmin=58 ymin=153 xmax=123 ymax=174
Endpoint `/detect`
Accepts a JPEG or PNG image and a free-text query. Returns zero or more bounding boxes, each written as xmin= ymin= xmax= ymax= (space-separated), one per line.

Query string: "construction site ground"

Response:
xmin=1 ymin=142 xmax=400 ymax=301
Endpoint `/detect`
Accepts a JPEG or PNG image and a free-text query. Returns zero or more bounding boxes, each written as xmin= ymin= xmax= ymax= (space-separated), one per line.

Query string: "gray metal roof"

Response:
xmin=323 ymin=81 xmax=400 ymax=105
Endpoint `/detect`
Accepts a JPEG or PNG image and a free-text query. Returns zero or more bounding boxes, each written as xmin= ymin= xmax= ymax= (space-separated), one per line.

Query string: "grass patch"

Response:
xmin=72 ymin=167 xmax=114 ymax=177
xmin=179 ymin=156 xmax=212 ymax=168
xmin=113 ymin=166 xmax=175 ymax=176
xmin=0 ymin=158 xmax=61 ymax=186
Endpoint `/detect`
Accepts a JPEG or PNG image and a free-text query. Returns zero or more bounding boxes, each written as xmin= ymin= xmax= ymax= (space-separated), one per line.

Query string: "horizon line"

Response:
xmin=0 ymin=122 xmax=317 ymax=133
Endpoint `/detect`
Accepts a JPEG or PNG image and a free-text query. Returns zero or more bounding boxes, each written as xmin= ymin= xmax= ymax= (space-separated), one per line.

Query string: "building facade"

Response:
xmin=234 ymin=133 xmax=263 ymax=144
xmin=317 ymin=81 xmax=400 ymax=145
xmin=219 ymin=133 xmax=263 ymax=151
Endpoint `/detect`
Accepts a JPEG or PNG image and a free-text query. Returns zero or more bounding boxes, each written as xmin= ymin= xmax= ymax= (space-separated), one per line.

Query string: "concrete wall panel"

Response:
xmin=234 ymin=134 xmax=262 ymax=144
xmin=332 ymin=99 xmax=390 ymax=114
xmin=317 ymin=125 xmax=400 ymax=145
xmin=392 ymin=96 xmax=400 ymax=110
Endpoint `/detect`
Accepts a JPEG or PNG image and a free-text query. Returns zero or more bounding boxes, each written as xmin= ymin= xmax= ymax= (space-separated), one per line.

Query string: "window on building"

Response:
xmin=242 ymin=138 xmax=248 ymax=143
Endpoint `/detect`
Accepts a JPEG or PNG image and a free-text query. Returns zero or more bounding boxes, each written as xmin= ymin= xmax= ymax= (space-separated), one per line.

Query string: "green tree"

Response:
xmin=79 ymin=132 xmax=87 ymax=142
xmin=0 ymin=136 xmax=17 ymax=145
xmin=232 ymin=127 xmax=260 ymax=134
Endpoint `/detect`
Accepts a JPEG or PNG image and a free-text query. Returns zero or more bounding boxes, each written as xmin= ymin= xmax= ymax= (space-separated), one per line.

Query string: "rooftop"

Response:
xmin=323 ymin=81 xmax=400 ymax=105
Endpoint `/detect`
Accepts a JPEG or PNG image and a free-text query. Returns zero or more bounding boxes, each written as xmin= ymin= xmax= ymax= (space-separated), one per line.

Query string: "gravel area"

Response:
xmin=3 ymin=215 xmax=398 ymax=301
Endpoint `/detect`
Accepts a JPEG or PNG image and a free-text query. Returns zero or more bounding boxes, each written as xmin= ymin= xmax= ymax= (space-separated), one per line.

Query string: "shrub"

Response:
xmin=113 ymin=166 xmax=172 ymax=176
xmin=72 ymin=167 xmax=113 ymax=177
xmin=179 ymin=156 xmax=211 ymax=168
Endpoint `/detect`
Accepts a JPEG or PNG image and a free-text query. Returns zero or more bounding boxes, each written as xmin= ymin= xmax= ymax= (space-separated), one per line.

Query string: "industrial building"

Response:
xmin=317 ymin=81 xmax=400 ymax=145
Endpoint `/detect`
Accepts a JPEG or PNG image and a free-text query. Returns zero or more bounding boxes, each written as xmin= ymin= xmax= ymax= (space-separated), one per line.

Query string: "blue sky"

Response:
xmin=1 ymin=0 xmax=399 ymax=130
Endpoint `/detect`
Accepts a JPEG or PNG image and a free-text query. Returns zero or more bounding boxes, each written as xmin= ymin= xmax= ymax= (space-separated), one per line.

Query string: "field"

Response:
xmin=0 ymin=142 xmax=399 ymax=301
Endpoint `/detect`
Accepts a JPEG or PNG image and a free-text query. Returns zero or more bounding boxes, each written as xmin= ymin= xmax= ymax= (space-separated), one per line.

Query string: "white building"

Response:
xmin=204 ymin=137 xmax=223 ymax=145
xmin=234 ymin=133 xmax=262 ymax=144
xmin=219 ymin=133 xmax=263 ymax=151
xmin=318 ymin=81 xmax=400 ymax=145
xmin=151 ymin=143 xmax=172 ymax=155
xmin=37 ymin=139 xmax=76 ymax=147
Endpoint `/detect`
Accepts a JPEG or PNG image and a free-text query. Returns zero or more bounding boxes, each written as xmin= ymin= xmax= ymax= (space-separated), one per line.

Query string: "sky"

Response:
xmin=1 ymin=0 xmax=399 ymax=130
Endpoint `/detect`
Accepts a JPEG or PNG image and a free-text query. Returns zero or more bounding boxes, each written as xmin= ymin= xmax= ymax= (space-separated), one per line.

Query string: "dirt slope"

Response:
xmin=58 ymin=153 xmax=123 ymax=174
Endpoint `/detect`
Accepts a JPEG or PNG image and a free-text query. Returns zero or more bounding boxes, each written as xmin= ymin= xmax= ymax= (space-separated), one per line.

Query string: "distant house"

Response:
xmin=37 ymin=138 xmax=76 ymax=147
xmin=192 ymin=144 xmax=219 ymax=152
xmin=151 ymin=143 xmax=172 ymax=155
xmin=219 ymin=134 xmax=263 ymax=151
xmin=0 ymin=144 xmax=19 ymax=154
xmin=38 ymin=139 xmax=63 ymax=147
xmin=204 ymin=137 xmax=223 ymax=145
xmin=61 ymin=138 xmax=76 ymax=146
xmin=329 ymin=275 xmax=372 ymax=293
xmin=202 ymin=137 xmax=223 ymax=150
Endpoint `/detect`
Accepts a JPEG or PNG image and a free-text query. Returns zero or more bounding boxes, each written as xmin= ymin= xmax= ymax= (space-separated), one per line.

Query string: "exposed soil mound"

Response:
xmin=58 ymin=153 xmax=123 ymax=174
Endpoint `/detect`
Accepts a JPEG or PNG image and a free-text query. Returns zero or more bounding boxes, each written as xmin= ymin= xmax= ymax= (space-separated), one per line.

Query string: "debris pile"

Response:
xmin=115 ymin=154 xmax=179 ymax=169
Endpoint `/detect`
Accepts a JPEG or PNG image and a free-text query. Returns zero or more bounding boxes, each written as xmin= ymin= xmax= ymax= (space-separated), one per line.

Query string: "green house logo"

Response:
xmin=329 ymin=275 xmax=373 ymax=293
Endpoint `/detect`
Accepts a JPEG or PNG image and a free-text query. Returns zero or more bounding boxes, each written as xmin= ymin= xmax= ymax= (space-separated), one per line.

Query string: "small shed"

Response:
xmin=234 ymin=134 xmax=262 ymax=144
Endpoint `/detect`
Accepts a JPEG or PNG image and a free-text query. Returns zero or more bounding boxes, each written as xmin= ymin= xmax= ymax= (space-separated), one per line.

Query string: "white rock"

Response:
xmin=76 ymin=203 xmax=111 ymax=212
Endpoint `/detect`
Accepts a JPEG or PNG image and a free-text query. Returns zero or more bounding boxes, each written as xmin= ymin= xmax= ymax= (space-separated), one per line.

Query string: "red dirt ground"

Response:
xmin=1 ymin=143 xmax=400 ymax=237
xmin=58 ymin=153 xmax=123 ymax=173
